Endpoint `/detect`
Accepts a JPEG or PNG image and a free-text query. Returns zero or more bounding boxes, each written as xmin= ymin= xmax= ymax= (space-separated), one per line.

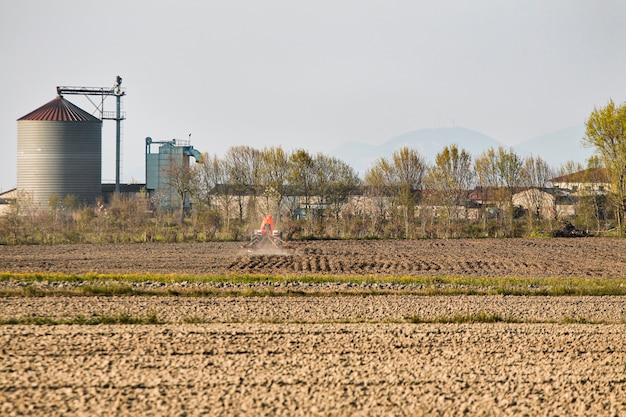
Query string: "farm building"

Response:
xmin=0 ymin=188 xmax=17 ymax=216
xmin=511 ymin=188 xmax=576 ymax=219
xmin=549 ymin=168 xmax=610 ymax=194
xmin=145 ymin=137 xmax=203 ymax=212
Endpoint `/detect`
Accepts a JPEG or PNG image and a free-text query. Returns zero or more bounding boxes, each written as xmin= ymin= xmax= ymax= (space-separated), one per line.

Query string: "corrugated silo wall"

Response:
xmin=17 ymin=120 xmax=102 ymax=208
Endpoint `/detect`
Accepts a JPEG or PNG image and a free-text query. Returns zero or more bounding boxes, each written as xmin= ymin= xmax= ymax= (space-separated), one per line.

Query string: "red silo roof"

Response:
xmin=18 ymin=97 xmax=101 ymax=122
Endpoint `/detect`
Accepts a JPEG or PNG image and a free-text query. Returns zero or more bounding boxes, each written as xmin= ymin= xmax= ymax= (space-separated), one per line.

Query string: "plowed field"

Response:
xmin=2 ymin=238 xmax=626 ymax=277
xmin=2 ymin=239 xmax=626 ymax=416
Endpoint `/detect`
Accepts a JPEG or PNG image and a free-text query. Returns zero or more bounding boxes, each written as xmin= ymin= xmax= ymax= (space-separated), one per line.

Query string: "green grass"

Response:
xmin=2 ymin=311 xmax=624 ymax=325
xmin=407 ymin=312 xmax=625 ymax=325
xmin=1 ymin=272 xmax=626 ymax=297
xmin=0 ymin=311 xmax=162 ymax=325
xmin=406 ymin=311 xmax=518 ymax=324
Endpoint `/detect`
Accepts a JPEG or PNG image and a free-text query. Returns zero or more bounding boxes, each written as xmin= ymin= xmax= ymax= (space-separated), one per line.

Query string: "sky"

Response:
xmin=1 ymin=0 xmax=625 ymax=191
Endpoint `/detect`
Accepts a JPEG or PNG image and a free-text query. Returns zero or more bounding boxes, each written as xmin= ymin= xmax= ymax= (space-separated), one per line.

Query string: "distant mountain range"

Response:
xmin=330 ymin=126 xmax=594 ymax=176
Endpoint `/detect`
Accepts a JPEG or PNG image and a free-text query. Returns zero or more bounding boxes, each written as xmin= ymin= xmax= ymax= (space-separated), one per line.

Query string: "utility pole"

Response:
xmin=115 ymin=76 xmax=123 ymax=193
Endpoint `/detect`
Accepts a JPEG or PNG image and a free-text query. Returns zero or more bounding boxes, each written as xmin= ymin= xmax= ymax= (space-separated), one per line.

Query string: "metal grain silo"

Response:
xmin=17 ymin=97 xmax=102 ymax=207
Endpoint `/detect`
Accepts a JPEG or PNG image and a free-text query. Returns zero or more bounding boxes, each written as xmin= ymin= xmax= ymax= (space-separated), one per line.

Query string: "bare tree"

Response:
xmin=519 ymin=155 xmax=556 ymax=229
xmin=166 ymin=155 xmax=199 ymax=224
xmin=426 ymin=144 xmax=475 ymax=236
xmin=363 ymin=160 xmax=388 ymax=236
xmin=313 ymin=154 xmax=360 ymax=237
xmin=555 ymin=160 xmax=584 ymax=178
xmin=288 ymin=149 xmax=316 ymax=218
xmin=260 ymin=146 xmax=290 ymax=221
xmin=475 ymin=147 xmax=525 ymax=236
xmin=522 ymin=155 xmax=553 ymax=188
xmin=365 ymin=147 xmax=426 ymax=238
xmin=196 ymin=152 xmax=221 ymax=209
xmin=224 ymin=146 xmax=263 ymax=222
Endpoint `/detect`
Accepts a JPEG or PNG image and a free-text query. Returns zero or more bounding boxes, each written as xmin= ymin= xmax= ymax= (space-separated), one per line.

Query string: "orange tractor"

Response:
xmin=242 ymin=214 xmax=292 ymax=251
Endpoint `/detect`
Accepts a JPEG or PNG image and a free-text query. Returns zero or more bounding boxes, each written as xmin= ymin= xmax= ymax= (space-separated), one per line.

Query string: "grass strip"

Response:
xmin=1 ymin=272 xmax=626 ymax=297
xmin=0 ymin=312 xmax=162 ymax=325
xmin=406 ymin=311 xmax=517 ymax=323
xmin=2 ymin=311 xmax=625 ymax=325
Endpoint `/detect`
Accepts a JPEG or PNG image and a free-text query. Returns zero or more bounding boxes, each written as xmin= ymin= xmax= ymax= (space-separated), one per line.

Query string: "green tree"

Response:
xmin=583 ymin=99 xmax=626 ymax=235
xmin=576 ymin=156 xmax=610 ymax=233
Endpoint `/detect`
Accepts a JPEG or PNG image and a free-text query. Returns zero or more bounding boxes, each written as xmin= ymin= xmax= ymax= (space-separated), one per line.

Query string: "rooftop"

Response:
xmin=549 ymin=168 xmax=609 ymax=184
xmin=18 ymin=97 xmax=101 ymax=122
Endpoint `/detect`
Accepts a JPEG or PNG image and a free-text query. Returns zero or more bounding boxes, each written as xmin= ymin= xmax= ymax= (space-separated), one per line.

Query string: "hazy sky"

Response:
xmin=1 ymin=0 xmax=625 ymax=191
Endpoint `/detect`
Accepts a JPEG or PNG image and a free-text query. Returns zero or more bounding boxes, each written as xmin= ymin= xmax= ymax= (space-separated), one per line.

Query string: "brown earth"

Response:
xmin=1 ymin=239 xmax=626 ymax=416
xmin=1 ymin=237 xmax=626 ymax=277
xmin=2 ymin=323 xmax=625 ymax=417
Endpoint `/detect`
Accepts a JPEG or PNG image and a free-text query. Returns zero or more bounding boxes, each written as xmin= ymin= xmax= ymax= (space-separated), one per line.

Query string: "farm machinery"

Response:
xmin=242 ymin=214 xmax=292 ymax=251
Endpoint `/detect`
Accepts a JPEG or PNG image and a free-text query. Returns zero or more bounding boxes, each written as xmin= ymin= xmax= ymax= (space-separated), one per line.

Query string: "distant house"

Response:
xmin=549 ymin=168 xmax=610 ymax=194
xmin=466 ymin=186 xmax=576 ymax=219
xmin=207 ymin=182 xmax=583 ymax=223
xmin=0 ymin=185 xmax=147 ymax=216
xmin=512 ymin=188 xmax=576 ymax=219
xmin=467 ymin=187 xmax=502 ymax=207
xmin=0 ymin=188 xmax=17 ymax=216
xmin=101 ymin=183 xmax=146 ymax=204
xmin=208 ymin=184 xmax=363 ymax=221
xmin=467 ymin=186 xmax=527 ymax=207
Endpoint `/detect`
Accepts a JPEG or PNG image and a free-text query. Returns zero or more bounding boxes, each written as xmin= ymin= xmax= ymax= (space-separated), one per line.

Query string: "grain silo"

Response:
xmin=17 ymin=96 xmax=102 ymax=207
xmin=145 ymin=137 xmax=203 ymax=211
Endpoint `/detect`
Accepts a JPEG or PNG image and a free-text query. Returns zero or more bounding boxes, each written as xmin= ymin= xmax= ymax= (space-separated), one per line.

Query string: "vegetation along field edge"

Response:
xmin=1 ymin=272 xmax=626 ymax=297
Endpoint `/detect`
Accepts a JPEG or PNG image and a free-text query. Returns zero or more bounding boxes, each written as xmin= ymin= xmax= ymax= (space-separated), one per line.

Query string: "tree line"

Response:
xmin=1 ymin=100 xmax=624 ymax=244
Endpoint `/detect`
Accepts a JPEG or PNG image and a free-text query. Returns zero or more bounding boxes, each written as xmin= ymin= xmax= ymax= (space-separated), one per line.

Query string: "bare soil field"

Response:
xmin=1 ymin=239 xmax=626 ymax=416
xmin=2 ymin=323 xmax=626 ymax=416
xmin=1 ymin=237 xmax=626 ymax=277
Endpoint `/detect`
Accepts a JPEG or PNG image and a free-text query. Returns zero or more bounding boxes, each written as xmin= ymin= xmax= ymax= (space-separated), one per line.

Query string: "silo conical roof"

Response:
xmin=18 ymin=96 xmax=100 ymax=122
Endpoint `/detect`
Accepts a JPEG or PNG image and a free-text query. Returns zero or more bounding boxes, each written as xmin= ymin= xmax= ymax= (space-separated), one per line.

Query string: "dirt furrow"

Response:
xmin=1 ymin=238 xmax=626 ymax=277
